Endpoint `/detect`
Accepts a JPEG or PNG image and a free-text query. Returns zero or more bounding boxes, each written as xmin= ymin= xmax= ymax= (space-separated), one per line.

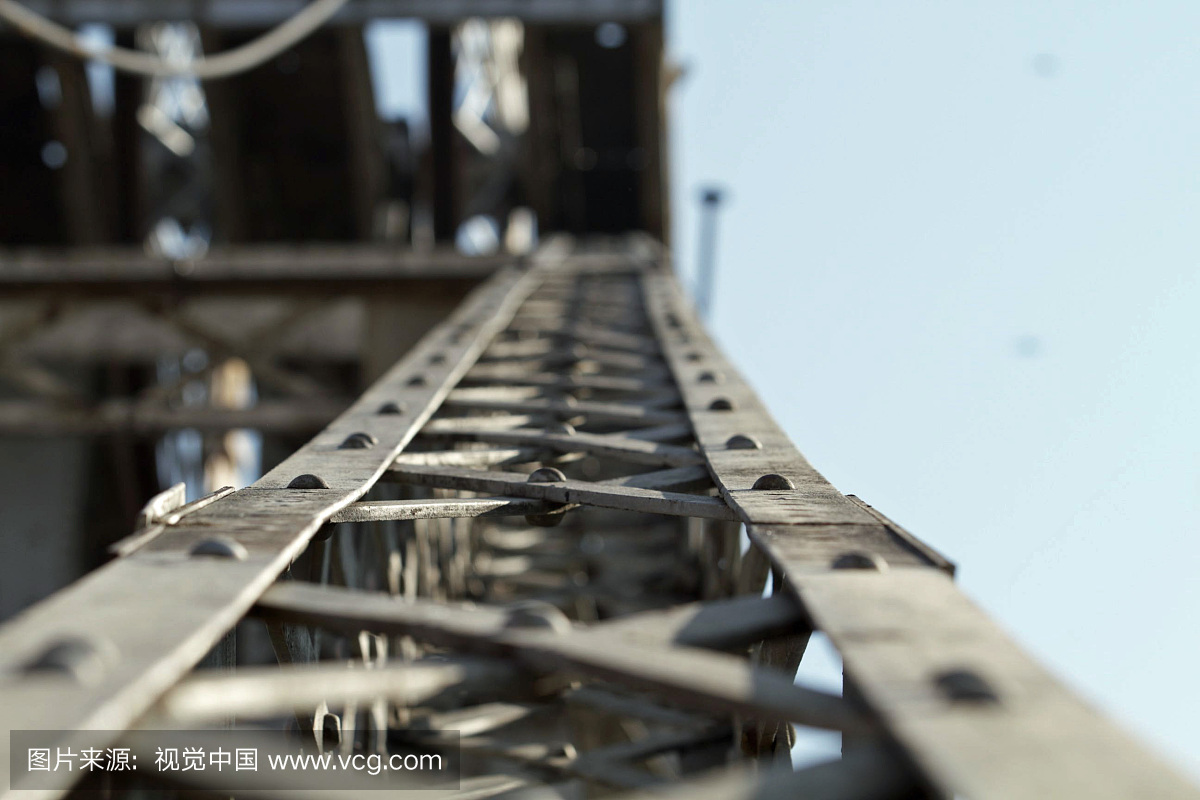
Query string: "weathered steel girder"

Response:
xmin=0 ymin=237 xmax=1193 ymax=799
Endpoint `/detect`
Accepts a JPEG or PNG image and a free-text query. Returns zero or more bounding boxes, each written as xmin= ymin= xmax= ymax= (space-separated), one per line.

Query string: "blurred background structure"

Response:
xmin=0 ymin=2 xmax=1197 ymax=798
xmin=0 ymin=0 xmax=666 ymax=618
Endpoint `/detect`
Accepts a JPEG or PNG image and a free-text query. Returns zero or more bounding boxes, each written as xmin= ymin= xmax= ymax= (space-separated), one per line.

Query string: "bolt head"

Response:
xmin=752 ymin=474 xmax=794 ymax=490
xmin=503 ymin=601 xmax=573 ymax=634
xmin=338 ymin=432 xmax=377 ymax=450
xmin=528 ymin=467 xmax=567 ymax=484
xmin=190 ymin=536 xmax=249 ymax=560
xmin=935 ymin=669 xmax=1000 ymax=704
xmin=288 ymin=474 xmax=330 ymax=490
xmin=24 ymin=637 xmax=112 ymax=684
xmin=831 ymin=551 xmax=888 ymax=572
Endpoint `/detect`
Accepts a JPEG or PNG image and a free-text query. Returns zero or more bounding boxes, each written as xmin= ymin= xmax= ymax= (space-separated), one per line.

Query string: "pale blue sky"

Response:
xmin=670 ymin=0 xmax=1200 ymax=777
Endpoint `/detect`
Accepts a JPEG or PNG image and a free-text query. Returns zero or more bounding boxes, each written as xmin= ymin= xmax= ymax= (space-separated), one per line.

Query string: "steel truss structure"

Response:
xmin=0 ymin=237 xmax=1195 ymax=799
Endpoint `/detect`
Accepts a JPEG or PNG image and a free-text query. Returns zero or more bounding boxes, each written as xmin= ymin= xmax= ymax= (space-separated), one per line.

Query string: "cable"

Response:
xmin=0 ymin=0 xmax=352 ymax=80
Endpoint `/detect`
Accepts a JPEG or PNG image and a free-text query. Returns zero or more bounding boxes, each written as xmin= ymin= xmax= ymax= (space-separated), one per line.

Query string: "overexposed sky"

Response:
xmin=669 ymin=0 xmax=1200 ymax=777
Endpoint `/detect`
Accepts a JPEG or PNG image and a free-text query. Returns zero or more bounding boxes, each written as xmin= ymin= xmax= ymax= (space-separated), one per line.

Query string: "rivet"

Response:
xmin=698 ymin=371 xmax=723 ymax=384
xmin=288 ymin=474 xmax=330 ymax=489
xmin=24 ymin=637 xmax=110 ymax=684
xmin=726 ymin=434 xmax=761 ymax=450
xmin=935 ymin=669 xmax=1000 ymax=704
xmin=338 ymin=432 xmax=377 ymax=450
xmin=407 ymin=375 xmax=427 ymax=387
xmin=377 ymin=401 xmax=405 ymax=415
xmin=686 ymin=352 xmax=703 ymax=362
xmin=525 ymin=467 xmax=569 ymax=528
xmin=752 ymin=474 xmax=794 ymax=490
xmin=189 ymin=536 xmax=248 ymax=560
xmin=503 ymin=601 xmax=573 ymax=635
xmin=312 ymin=522 xmax=336 ymax=542
xmin=528 ymin=467 xmax=567 ymax=484
xmin=709 ymin=398 xmax=735 ymax=411
xmin=831 ymin=551 xmax=888 ymax=572
xmin=428 ymin=353 xmax=446 ymax=365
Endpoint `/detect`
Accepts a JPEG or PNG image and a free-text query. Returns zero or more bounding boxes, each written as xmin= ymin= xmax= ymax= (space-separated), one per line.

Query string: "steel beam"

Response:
xmin=0 ymin=245 xmax=506 ymax=296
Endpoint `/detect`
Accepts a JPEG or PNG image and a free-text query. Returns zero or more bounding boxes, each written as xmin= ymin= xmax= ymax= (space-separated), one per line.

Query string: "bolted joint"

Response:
xmin=525 ymin=467 xmax=570 ymax=528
